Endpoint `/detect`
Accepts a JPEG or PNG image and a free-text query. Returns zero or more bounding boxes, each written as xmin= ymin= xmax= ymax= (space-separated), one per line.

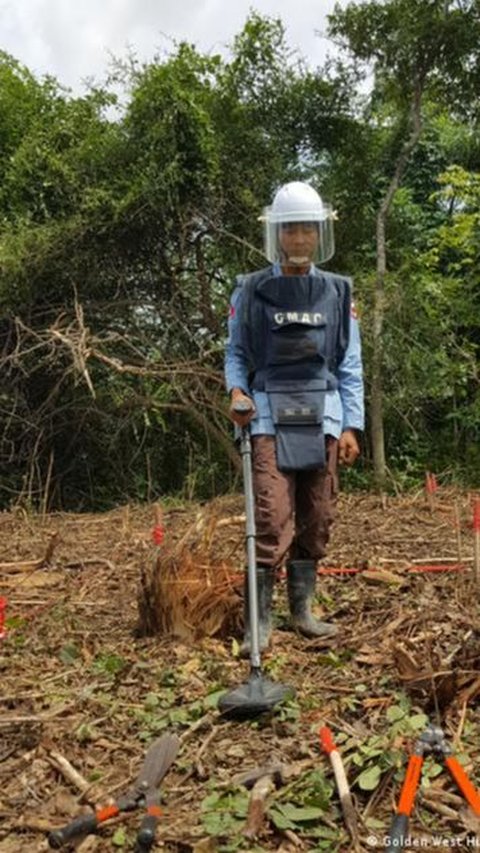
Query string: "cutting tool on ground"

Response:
xmin=48 ymin=732 xmax=180 ymax=851
xmin=387 ymin=723 xmax=480 ymax=852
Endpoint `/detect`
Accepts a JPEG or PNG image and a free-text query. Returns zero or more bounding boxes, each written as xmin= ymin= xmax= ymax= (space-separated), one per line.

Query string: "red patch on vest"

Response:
xmin=229 ymin=305 xmax=235 ymax=318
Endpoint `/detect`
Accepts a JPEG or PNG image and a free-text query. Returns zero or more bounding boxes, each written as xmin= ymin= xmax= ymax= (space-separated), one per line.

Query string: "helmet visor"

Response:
xmin=262 ymin=204 xmax=335 ymax=265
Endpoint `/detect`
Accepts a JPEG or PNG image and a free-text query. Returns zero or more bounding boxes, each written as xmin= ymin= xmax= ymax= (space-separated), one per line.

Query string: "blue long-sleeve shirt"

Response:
xmin=224 ymin=264 xmax=364 ymax=438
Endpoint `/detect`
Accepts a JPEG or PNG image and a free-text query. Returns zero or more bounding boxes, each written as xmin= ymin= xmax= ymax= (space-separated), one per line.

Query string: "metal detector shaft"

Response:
xmin=239 ymin=426 xmax=261 ymax=671
xmin=218 ymin=402 xmax=294 ymax=718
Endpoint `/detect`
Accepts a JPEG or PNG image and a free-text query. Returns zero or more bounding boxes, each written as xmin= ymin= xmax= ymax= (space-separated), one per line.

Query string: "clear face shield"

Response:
xmin=262 ymin=204 xmax=335 ymax=267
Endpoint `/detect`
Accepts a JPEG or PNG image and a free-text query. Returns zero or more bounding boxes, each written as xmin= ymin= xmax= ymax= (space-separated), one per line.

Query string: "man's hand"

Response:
xmin=338 ymin=429 xmax=360 ymax=466
xmin=229 ymin=388 xmax=256 ymax=427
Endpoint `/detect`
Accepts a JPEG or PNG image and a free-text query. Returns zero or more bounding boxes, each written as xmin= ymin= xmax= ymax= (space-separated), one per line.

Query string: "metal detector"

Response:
xmin=218 ymin=407 xmax=295 ymax=719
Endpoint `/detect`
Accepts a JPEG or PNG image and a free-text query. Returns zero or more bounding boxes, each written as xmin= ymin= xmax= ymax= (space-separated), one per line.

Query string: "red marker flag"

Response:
xmin=152 ymin=502 xmax=165 ymax=547
xmin=152 ymin=525 xmax=165 ymax=545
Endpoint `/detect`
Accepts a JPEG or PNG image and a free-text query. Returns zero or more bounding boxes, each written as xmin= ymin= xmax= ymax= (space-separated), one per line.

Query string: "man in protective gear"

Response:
xmin=225 ymin=181 xmax=364 ymax=655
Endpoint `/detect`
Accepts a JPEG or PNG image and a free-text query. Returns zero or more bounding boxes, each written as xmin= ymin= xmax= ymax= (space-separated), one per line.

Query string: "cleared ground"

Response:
xmin=1 ymin=488 xmax=479 ymax=851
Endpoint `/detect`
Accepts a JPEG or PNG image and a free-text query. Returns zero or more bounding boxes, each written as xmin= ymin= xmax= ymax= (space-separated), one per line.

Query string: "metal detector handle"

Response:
xmin=232 ymin=398 xmax=255 ymax=423
xmin=232 ymin=403 xmax=262 ymax=671
xmin=232 ymin=399 xmax=254 ymax=413
xmin=232 ymin=399 xmax=254 ymax=460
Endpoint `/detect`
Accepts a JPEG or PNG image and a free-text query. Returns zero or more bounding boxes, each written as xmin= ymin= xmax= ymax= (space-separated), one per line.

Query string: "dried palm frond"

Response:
xmin=136 ymin=506 xmax=243 ymax=640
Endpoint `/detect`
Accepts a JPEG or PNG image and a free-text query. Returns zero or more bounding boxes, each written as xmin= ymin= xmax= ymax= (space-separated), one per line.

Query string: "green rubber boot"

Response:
xmin=287 ymin=559 xmax=338 ymax=638
xmin=240 ymin=566 xmax=275 ymax=658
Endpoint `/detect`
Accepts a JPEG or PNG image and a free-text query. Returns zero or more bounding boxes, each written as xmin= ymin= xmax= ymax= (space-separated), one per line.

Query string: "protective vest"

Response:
xmin=239 ymin=267 xmax=351 ymax=472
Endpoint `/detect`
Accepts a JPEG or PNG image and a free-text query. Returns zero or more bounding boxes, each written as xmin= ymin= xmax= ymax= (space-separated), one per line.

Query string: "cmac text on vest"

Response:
xmin=273 ymin=312 xmax=324 ymax=326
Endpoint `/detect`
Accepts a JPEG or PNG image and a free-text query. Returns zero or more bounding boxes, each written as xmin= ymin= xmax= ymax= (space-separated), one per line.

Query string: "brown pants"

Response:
xmin=252 ymin=435 xmax=339 ymax=568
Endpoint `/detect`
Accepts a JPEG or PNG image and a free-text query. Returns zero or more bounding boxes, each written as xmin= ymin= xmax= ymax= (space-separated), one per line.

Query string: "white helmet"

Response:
xmin=262 ymin=181 xmax=335 ymax=265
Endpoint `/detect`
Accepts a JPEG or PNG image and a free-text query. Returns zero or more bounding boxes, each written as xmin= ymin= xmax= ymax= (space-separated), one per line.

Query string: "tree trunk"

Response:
xmin=371 ymin=218 xmax=387 ymax=489
xmin=371 ymin=80 xmax=423 ymax=489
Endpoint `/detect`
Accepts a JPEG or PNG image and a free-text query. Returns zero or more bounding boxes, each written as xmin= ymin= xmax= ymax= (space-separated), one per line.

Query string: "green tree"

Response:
xmin=0 ymin=16 xmax=352 ymax=509
xmin=328 ymin=0 xmax=480 ymax=487
xmin=3 ymin=7 xmax=479 ymax=509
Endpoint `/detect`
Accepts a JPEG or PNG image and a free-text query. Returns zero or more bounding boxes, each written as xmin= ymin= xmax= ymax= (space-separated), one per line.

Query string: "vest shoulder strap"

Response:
xmin=314 ymin=269 xmax=352 ymax=367
xmin=235 ymin=266 xmax=273 ymax=326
